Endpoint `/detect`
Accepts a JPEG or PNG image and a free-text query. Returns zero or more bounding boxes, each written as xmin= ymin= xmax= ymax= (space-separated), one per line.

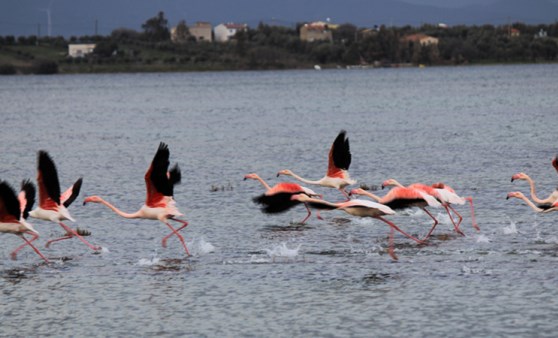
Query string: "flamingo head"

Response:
xmin=552 ymin=156 xmax=558 ymax=173
xmin=243 ymin=173 xmax=260 ymax=181
xmin=506 ymin=191 xmax=524 ymax=200
xmin=83 ymin=196 xmax=102 ymax=205
xmin=431 ymin=182 xmax=445 ymax=189
xmin=349 ymin=188 xmax=366 ymax=196
xmin=277 ymin=169 xmax=293 ymax=177
xmin=511 ymin=172 xmax=527 ymax=182
xmin=381 ymin=178 xmax=400 ymax=189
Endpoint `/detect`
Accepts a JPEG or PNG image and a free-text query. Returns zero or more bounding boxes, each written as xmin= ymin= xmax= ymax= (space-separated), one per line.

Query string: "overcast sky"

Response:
xmin=1 ymin=0 xmax=557 ymax=37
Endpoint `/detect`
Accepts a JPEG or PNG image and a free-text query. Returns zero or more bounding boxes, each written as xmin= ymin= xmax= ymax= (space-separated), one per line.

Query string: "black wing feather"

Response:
xmin=38 ymin=150 xmax=61 ymax=205
xmin=0 ymin=181 xmax=21 ymax=219
xmin=150 ymin=142 xmax=173 ymax=196
xmin=169 ymin=164 xmax=182 ymax=186
xmin=384 ymin=198 xmax=426 ymax=210
xmin=253 ymin=192 xmax=301 ymax=214
xmin=332 ymin=130 xmax=351 ymax=170
xmin=20 ymin=179 xmax=36 ymax=219
xmin=63 ymin=178 xmax=83 ymax=208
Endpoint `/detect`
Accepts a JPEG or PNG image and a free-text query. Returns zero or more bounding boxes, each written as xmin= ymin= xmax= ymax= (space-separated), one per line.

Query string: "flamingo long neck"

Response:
xmin=253 ymin=175 xmax=271 ymax=191
xmin=515 ymin=194 xmax=543 ymax=212
xmin=360 ymin=191 xmax=381 ymax=202
xmin=524 ymin=176 xmax=546 ymax=204
xmin=391 ymin=180 xmax=405 ymax=188
xmin=288 ymin=171 xmax=323 ymax=186
xmin=95 ymin=198 xmax=142 ymax=219
xmin=304 ymin=197 xmax=339 ymax=209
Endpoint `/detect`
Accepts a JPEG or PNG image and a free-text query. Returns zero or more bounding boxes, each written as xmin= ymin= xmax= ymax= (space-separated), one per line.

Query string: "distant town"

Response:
xmin=1 ymin=11 xmax=557 ymax=74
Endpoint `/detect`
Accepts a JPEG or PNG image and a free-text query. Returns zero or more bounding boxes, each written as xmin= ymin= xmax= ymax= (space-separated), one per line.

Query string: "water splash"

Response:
xmin=137 ymin=252 xmax=160 ymax=266
xmin=476 ymin=234 xmax=490 ymax=243
xmin=264 ymin=242 xmax=301 ymax=259
xmin=503 ymin=220 xmax=518 ymax=235
xmin=187 ymin=238 xmax=216 ymax=256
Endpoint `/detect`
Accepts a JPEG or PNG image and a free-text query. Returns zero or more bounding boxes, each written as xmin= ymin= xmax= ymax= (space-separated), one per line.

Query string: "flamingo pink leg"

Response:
xmin=298 ymin=204 xmax=313 ymax=224
xmin=162 ymin=219 xmax=189 ymax=248
xmin=11 ymin=232 xmax=40 ymax=258
xmin=340 ymin=188 xmax=351 ymax=201
xmin=163 ymin=220 xmax=190 ymax=256
xmin=444 ymin=205 xmax=465 ymax=236
xmin=388 ymin=226 xmax=398 ymax=260
xmin=376 ymin=216 xmax=426 ymax=245
xmin=421 ymin=208 xmax=440 ymax=240
xmin=14 ymin=232 xmax=50 ymax=263
xmin=465 ymin=197 xmax=480 ymax=231
xmin=45 ymin=235 xmax=73 ymax=248
xmin=58 ymin=222 xmax=101 ymax=251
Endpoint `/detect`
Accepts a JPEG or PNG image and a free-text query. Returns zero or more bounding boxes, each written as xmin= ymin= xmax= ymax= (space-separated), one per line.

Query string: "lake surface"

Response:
xmin=1 ymin=64 xmax=558 ymax=337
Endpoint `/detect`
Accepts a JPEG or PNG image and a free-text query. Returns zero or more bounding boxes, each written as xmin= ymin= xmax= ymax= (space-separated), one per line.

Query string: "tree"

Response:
xmin=141 ymin=11 xmax=170 ymax=41
xmin=173 ymin=20 xmax=190 ymax=43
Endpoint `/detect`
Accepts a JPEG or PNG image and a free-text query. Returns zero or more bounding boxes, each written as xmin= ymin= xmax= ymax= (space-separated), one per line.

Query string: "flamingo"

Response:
xmin=290 ymin=193 xmax=425 ymax=260
xmin=431 ymin=182 xmax=479 ymax=231
xmin=277 ymin=130 xmax=356 ymax=199
xmin=510 ymin=173 xmax=558 ymax=206
xmin=83 ymin=142 xmax=190 ymax=255
xmin=0 ymin=180 xmax=49 ymax=263
xmin=381 ymin=179 xmax=467 ymax=236
xmin=244 ymin=173 xmax=322 ymax=224
xmin=506 ymin=191 xmax=558 ymax=213
xmin=510 ymin=155 xmax=558 ymax=206
xmin=349 ymin=187 xmax=441 ymax=240
xmin=29 ymin=151 xmax=100 ymax=251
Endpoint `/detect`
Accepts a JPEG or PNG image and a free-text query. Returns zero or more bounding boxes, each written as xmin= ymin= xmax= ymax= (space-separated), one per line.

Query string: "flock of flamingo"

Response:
xmin=1 ymin=132 xmax=557 ymax=263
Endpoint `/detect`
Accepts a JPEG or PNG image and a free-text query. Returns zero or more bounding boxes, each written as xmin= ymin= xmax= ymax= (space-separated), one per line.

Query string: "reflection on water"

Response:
xmin=1 ymin=64 xmax=558 ymax=336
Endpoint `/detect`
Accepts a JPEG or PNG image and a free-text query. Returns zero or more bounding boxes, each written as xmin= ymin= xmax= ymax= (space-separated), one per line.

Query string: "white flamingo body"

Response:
xmin=83 ymin=142 xmax=190 ymax=255
xmin=28 ymin=150 xmax=99 ymax=251
xmin=278 ymin=130 xmax=355 ymax=198
xmin=291 ymin=194 xmax=423 ymax=260
xmin=0 ymin=180 xmax=49 ymax=263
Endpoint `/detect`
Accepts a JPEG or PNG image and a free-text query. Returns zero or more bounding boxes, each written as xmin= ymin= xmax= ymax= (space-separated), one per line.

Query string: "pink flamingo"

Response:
xmin=430 ymin=182 xmax=479 ymax=232
xmin=83 ymin=142 xmax=190 ymax=255
xmin=29 ymin=151 xmax=100 ymax=251
xmin=291 ymin=193 xmax=425 ymax=260
xmin=277 ymin=130 xmax=356 ymax=199
xmin=349 ymin=187 xmax=441 ymax=240
xmin=244 ymin=173 xmax=322 ymax=224
xmin=0 ymin=180 xmax=49 ymax=263
xmin=381 ymin=179 xmax=468 ymax=236
xmin=510 ymin=155 xmax=558 ymax=206
xmin=507 ymin=191 xmax=558 ymax=213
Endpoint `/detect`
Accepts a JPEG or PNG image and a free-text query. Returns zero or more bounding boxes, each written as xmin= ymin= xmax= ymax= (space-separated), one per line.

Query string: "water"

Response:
xmin=1 ymin=64 xmax=558 ymax=336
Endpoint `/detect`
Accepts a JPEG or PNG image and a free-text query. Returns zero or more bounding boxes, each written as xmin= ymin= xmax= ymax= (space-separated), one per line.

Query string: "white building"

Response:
xmin=68 ymin=44 xmax=96 ymax=58
xmin=214 ymin=23 xmax=247 ymax=42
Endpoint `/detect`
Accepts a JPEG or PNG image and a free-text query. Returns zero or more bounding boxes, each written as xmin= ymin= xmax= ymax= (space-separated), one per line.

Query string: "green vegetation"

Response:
xmin=1 ymin=11 xmax=557 ymax=75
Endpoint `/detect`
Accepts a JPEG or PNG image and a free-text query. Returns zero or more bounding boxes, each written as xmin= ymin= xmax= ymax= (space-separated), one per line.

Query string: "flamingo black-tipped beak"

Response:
xmin=510 ymin=178 xmax=514 ymax=182
xmin=506 ymin=195 xmax=510 ymax=200
xmin=276 ymin=173 xmax=280 ymax=177
xmin=381 ymin=185 xmax=386 ymax=190
xmin=243 ymin=177 xmax=247 ymax=181
xmin=83 ymin=201 xmax=87 ymax=206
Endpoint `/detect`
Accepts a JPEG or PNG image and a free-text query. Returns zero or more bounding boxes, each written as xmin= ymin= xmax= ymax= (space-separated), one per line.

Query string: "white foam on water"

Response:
xmin=100 ymin=247 xmax=110 ymax=253
xmin=476 ymin=234 xmax=490 ymax=243
xmin=137 ymin=252 xmax=160 ymax=266
xmin=503 ymin=220 xmax=518 ymax=235
xmin=187 ymin=237 xmax=216 ymax=256
xmin=264 ymin=242 xmax=301 ymax=259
